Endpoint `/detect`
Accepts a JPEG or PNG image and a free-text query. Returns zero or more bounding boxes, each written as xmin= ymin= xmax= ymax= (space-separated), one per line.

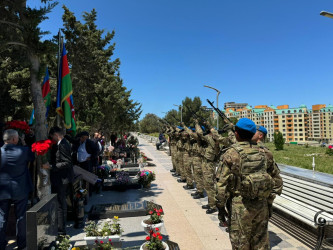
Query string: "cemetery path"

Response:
xmin=137 ymin=136 xmax=311 ymax=250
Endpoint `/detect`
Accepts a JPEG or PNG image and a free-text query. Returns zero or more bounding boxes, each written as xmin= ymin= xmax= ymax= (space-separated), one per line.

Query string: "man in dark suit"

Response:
xmin=48 ymin=126 xmax=73 ymax=235
xmin=0 ymin=129 xmax=34 ymax=250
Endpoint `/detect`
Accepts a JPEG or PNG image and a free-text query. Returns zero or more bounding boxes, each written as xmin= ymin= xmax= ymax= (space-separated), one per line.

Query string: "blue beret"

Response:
xmin=177 ymin=126 xmax=184 ymax=130
xmin=257 ymin=125 xmax=267 ymax=135
xmin=236 ymin=118 xmax=256 ymax=134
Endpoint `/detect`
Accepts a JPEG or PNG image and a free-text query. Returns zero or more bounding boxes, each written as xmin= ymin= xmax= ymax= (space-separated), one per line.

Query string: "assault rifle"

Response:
xmin=184 ymin=104 xmax=207 ymax=125
xmin=206 ymin=99 xmax=234 ymax=133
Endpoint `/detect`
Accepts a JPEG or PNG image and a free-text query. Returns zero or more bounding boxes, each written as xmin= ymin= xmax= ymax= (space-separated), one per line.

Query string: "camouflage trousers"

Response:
xmin=176 ymin=150 xmax=186 ymax=180
xmin=183 ymin=152 xmax=193 ymax=186
xmin=170 ymin=146 xmax=177 ymax=172
xmin=229 ymin=196 xmax=270 ymax=250
xmin=202 ymin=159 xmax=216 ymax=208
xmin=192 ymin=156 xmax=204 ymax=194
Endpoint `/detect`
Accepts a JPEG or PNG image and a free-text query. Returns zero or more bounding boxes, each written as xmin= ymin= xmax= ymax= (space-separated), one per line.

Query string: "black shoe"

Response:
xmin=177 ymin=179 xmax=186 ymax=183
xmin=170 ymin=169 xmax=176 ymax=172
xmin=202 ymin=204 xmax=210 ymax=209
xmin=193 ymin=193 xmax=204 ymax=199
xmin=183 ymin=185 xmax=194 ymax=190
xmin=206 ymin=208 xmax=218 ymax=214
xmin=172 ymin=173 xmax=180 ymax=177
xmin=219 ymin=221 xmax=228 ymax=227
xmin=191 ymin=191 xmax=199 ymax=197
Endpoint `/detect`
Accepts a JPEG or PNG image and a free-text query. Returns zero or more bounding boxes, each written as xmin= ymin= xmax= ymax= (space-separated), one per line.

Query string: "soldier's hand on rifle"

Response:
xmin=221 ymin=123 xmax=234 ymax=132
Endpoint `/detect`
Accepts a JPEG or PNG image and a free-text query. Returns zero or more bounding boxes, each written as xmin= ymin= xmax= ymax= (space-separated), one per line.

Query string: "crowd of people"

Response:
xmin=164 ymin=118 xmax=283 ymax=249
xmin=0 ymin=127 xmax=132 ymax=250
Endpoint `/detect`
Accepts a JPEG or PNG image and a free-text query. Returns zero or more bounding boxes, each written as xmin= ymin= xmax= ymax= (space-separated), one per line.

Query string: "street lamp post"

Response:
xmin=204 ymin=85 xmax=221 ymax=129
xmin=173 ymin=104 xmax=183 ymax=123
xmin=320 ymin=11 xmax=333 ymax=18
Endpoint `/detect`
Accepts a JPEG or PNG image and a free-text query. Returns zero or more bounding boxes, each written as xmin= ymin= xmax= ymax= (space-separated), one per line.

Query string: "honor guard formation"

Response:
xmin=163 ymin=102 xmax=283 ymax=249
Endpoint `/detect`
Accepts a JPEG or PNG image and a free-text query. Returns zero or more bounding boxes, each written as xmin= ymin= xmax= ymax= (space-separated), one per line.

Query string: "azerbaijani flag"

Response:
xmin=29 ymin=67 xmax=51 ymax=125
xmin=56 ymin=43 xmax=76 ymax=135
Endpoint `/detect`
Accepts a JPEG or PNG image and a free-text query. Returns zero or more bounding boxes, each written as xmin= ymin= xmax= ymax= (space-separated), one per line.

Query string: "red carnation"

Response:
xmin=157 ymin=232 xmax=161 ymax=236
xmin=155 ymin=228 xmax=159 ymax=231
xmin=158 ymin=235 xmax=163 ymax=240
xmin=146 ymin=236 xmax=150 ymax=241
xmin=149 ymin=210 xmax=153 ymax=215
xmin=159 ymin=209 xmax=163 ymax=213
xmin=157 ymin=212 xmax=161 ymax=216
xmin=100 ymin=240 xmax=104 ymax=244
xmin=152 ymin=233 xmax=157 ymax=238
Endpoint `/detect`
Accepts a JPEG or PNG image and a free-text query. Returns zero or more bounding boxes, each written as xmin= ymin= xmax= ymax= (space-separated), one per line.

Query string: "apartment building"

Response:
xmin=225 ymin=104 xmax=310 ymax=142
xmin=224 ymin=102 xmax=249 ymax=111
xmin=308 ymin=104 xmax=333 ymax=143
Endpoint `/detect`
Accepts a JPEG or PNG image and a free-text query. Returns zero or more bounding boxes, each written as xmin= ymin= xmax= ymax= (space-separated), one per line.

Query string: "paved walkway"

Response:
xmin=137 ymin=136 xmax=310 ymax=250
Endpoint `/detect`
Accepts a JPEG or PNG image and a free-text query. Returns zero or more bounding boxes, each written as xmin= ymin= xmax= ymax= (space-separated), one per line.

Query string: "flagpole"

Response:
xmin=56 ymin=29 xmax=62 ymax=127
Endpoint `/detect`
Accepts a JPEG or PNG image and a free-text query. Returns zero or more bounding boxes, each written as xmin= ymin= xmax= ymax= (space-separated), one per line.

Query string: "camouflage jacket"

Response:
xmin=216 ymin=141 xmax=283 ymax=209
xmin=195 ymin=123 xmax=217 ymax=161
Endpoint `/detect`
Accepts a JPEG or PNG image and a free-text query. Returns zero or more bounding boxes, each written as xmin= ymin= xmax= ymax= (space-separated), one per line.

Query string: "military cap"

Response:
xmin=235 ymin=118 xmax=256 ymax=134
xmin=257 ymin=125 xmax=267 ymax=135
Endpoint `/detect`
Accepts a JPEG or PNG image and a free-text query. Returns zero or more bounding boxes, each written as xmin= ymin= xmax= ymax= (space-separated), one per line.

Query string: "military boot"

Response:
xmin=193 ymin=193 xmax=204 ymax=199
xmin=183 ymin=185 xmax=194 ymax=190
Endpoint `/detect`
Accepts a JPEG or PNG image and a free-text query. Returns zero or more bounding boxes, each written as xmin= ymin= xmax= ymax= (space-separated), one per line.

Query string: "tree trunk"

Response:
xmin=29 ymin=52 xmax=50 ymax=199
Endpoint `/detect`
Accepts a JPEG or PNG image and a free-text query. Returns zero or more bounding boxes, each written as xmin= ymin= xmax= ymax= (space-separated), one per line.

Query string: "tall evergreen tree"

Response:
xmin=61 ymin=7 xmax=141 ymax=135
xmin=0 ymin=0 xmax=58 ymax=198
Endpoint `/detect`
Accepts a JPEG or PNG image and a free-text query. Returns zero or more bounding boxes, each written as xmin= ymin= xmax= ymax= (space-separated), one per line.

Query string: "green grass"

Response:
xmin=265 ymin=143 xmax=333 ymax=175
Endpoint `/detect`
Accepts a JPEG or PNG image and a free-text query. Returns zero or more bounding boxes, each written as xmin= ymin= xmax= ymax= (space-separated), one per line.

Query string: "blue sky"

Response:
xmin=29 ymin=0 xmax=333 ymax=118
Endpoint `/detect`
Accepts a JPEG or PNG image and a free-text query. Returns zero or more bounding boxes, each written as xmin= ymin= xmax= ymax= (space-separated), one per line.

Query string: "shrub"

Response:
xmin=273 ymin=131 xmax=285 ymax=150
xmin=326 ymin=147 xmax=333 ymax=156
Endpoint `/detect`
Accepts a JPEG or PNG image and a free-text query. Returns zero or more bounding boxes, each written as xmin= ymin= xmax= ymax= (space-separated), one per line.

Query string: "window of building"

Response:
xmin=282 ymin=115 xmax=285 ymax=118
xmin=299 ymin=124 xmax=303 ymax=127
xmin=299 ymin=133 xmax=303 ymax=136
xmin=299 ymin=119 xmax=302 ymax=122
xmin=298 ymin=114 xmax=302 ymax=117
xmin=300 ymin=138 xmax=303 ymax=141
xmin=283 ymin=125 xmax=285 ymax=127
xmin=294 ymin=119 xmax=297 ymax=122
xmin=295 ymin=129 xmax=297 ymax=131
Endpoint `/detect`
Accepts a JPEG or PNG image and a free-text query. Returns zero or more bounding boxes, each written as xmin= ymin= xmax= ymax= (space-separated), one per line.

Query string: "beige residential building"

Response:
xmin=308 ymin=104 xmax=333 ymax=143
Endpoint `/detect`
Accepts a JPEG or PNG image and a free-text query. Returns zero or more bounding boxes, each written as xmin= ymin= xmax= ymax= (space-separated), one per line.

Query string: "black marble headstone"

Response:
xmin=26 ymin=194 xmax=58 ymax=250
xmin=88 ymin=200 xmax=163 ymax=220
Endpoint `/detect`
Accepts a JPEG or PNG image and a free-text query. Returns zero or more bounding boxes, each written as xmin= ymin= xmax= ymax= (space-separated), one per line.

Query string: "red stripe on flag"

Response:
xmin=62 ymin=54 xmax=70 ymax=77
xmin=42 ymin=79 xmax=50 ymax=98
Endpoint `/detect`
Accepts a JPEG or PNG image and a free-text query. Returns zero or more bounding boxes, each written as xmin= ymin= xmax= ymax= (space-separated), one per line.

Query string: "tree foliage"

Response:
xmin=274 ymin=131 xmax=285 ymax=150
xmin=139 ymin=113 xmax=161 ymax=134
xmin=61 ymin=7 xmax=141 ymax=135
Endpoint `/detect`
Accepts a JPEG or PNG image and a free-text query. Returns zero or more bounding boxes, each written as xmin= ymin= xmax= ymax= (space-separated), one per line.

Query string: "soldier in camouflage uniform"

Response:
xmin=216 ymin=118 xmax=282 ymax=250
xmin=166 ymin=126 xmax=179 ymax=175
xmin=252 ymin=125 xmax=283 ymax=218
xmin=196 ymin=121 xmax=219 ymax=214
xmin=185 ymin=124 xmax=205 ymax=199
xmin=176 ymin=128 xmax=187 ymax=183
xmin=182 ymin=128 xmax=194 ymax=189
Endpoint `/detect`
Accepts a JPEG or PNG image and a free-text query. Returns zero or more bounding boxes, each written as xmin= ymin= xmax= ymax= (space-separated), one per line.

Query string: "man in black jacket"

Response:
xmin=48 ymin=126 xmax=73 ymax=235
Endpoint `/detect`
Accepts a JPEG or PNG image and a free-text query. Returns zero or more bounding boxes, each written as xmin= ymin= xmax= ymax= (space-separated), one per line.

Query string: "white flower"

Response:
xmin=56 ymin=241 xmax=59 ymax=245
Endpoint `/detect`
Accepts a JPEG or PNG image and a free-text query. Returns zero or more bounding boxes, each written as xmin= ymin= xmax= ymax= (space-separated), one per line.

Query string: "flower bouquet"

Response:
xmin=84 ymin=216 xmax=123 ymax=244
xmin=31 ymin=139 xmax=54 ymax=157
xmin=5 ymin=120 xmax=31 ymax=135
xmin=140 ymin=228 xmax=168 ymax=250
xmin=97 ymin=165 xmax=110 ymax=179
xmin=115 ymin=171 xmax=130 ymax=185
xmin=137 ymin=170 xmax=155 ymax=188
xmin=94 ymin=239 xmax=113 ymax=249
xmin=141 ymin=208 xmax=164 ymax=235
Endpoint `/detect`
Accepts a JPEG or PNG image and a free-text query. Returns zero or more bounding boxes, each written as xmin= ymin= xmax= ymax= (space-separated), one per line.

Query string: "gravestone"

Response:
xmin=89 ymin=200 xmax=163 ymax=220
xmin=103 ymin=176 xmax=141 ymax=191
xmin=26 ymin=194 xmax=58 ymax=250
